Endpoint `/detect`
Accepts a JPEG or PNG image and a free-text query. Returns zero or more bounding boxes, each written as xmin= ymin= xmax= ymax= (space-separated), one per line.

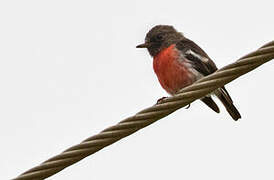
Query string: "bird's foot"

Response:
xmin=157 ymin=97 xmax=167 ymax=104
xmin=185 ymin=103 xmax=191 ymax=109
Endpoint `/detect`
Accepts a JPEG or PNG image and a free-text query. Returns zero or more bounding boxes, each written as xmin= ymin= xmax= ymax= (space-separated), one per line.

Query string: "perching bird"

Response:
xmin=136 ymin=25 xmax=241 ymax=120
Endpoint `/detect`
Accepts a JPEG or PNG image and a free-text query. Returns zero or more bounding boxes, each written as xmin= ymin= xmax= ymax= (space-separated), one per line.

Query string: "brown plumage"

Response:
xmin=137 ymin=25 xmax=241 ymax=120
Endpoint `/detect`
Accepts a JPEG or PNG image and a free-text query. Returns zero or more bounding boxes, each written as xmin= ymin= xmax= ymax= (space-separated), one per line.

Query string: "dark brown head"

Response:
xmin=136 ymin=25 xmax=184 ymax=57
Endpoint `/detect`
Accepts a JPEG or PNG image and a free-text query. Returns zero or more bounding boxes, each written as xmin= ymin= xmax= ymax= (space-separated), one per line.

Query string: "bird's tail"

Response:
xmin=215 ymin=87 xmax=241 ymax=121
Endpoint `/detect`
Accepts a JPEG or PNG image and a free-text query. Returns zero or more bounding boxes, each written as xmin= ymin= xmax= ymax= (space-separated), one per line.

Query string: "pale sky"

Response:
xmin=1 ymin=0 xmax=274 ymax=179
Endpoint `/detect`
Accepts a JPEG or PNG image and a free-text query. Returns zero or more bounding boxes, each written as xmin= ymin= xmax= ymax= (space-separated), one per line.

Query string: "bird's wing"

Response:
xmin=176 ymin=38 xmax=223 ymax=114
xmin=176 ymin=38 xmax=233 ymax=100
xmin=176 ymin=38 xmax=217 ymax=76
xmin=175 ymin=38 xmax=241 ymax=120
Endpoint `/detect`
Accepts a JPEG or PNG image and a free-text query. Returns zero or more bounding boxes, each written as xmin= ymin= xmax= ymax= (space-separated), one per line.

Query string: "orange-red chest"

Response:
xmin=153 ymin=44 xmax=194 ymax=95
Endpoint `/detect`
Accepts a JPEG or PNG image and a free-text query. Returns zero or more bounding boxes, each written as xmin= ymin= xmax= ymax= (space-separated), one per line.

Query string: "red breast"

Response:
xmin=153 ymin=44 xmax=194 ymax=95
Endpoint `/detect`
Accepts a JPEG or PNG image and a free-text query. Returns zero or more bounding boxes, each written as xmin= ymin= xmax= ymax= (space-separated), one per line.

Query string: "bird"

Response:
xmin=136 ymin=25 xmax=241 ymax=120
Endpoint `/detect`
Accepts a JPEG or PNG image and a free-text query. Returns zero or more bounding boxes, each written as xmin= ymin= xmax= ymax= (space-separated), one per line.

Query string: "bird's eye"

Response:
xmin=156 ymin=34 xmax=163 ymax=41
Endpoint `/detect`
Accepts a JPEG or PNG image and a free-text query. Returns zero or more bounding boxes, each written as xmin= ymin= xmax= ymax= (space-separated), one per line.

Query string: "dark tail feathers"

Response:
xmin=201 ymin=96 xmax=220 ymax=113
xmin=216 ymin=87 xmax=241 ymax=121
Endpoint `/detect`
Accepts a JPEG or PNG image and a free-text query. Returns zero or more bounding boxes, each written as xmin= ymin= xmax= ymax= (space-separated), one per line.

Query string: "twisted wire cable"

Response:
xmin=13 ymin=41 xmax=274 ymax=180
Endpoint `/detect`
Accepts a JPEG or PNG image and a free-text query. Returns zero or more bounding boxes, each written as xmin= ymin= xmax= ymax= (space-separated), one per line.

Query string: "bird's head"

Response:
xmin=136 ymin=25 xmax=184 ymax=57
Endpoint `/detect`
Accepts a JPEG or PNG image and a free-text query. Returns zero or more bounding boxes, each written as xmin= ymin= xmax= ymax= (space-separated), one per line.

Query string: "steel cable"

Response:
xmin=13 ymin=41 xmax=274 ymax=180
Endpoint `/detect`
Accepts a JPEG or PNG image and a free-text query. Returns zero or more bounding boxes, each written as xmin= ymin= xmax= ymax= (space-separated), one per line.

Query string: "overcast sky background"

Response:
xmin=1 ymin=0 xmax=274 ymax=179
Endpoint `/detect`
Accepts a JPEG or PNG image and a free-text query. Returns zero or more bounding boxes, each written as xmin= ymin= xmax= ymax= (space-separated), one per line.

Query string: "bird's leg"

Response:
xmin=156 ymin=97 xmax=167 ymax=104
xmin=185 ymin=103 xmax=191 ymax=109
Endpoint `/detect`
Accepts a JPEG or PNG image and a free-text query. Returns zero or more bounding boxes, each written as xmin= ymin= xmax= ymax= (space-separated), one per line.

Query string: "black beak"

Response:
xmin=136 ymin=43 xmax=150 ymax=48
